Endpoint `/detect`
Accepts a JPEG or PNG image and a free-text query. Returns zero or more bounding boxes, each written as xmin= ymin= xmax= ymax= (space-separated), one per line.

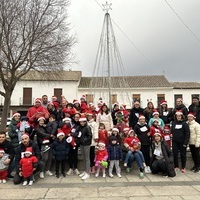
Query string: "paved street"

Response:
xmin=1 ymin=169 xmax=200 ymax=200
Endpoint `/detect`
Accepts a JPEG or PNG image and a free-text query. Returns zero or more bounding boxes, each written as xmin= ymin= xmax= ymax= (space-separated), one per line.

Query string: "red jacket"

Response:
xmin=124 ymin=136 xmax=141 ymax=151
xmin=95 ymin=149 xmax=108 ymax=162
xmin=149 ymin=125 xmax=163 ymax=137
xmin=19 ymin=156 xmax=38 ymax=178
xmin=98 ymin=129 xmax=108 ymax=145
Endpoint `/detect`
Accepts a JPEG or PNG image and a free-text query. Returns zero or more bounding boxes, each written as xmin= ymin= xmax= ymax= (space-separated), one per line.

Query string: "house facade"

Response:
xmin=0 ymin=70 xmax=200 ymax=117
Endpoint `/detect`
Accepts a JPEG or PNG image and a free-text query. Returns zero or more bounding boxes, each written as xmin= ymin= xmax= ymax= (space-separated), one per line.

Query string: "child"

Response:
xmin=52 ymin=129 xmax=70 ymax=178
xmin=163 ymin=125 xmax=171 ymax=147
xmin=18 ymin=116 xmax=31 ymax=143
xmin=98 ymin=123 xmax=108 ymax=145
xmin=46 ymin=114 xmax=58 ymax=138
xmin=149 ymin=119 xmax=163 ymax=140
xmin=19 ymin=147 xmax=38 ymax=186
xmin=107 ymin=136 xmax=123 ymax=178
xmin=0 ymin=149 xmax=9 ymax=184
xmin=80 ymin=95 xmax=87 ymax=113
xmin=123 ymin=130 xmax=145 ymax=169
xmin=109 ymin=128 xmax=121 ymax=145
xmin=94 ymin=142 xmax=108 ymax=178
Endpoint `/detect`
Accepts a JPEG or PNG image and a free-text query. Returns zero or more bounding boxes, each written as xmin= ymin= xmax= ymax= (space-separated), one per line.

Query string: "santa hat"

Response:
xmin=42 ymin=139 xmax=50 ymax=144
xmin=52 ymin=101 xmax=60 ymax=108
xmin=152 ymin=110 xmax=159 ymax=116
xmin=153 ymin=118 xmax=159 ymax=123
xmin=128 ymin=129 xmax=135 ymax=135
xmin=98 ymin=98 xmax=104 ymax=106
xmin=21 ymin=134 xmax=29 ymax=139
xmin=57 ymin=129 xmax=65 ymax=138
xmin=73 ymin=99 xmax=79 ymax=104
xmin=123 ymin=126 xmax=130 ymax=132
xmin=80 ymin=95 xmax=86 ymax=101
xmin=113 ymin=102 xmax=119 ymax=107
xmin=86 ymin=111 xmax=93 ymax=116
xmin=163 ymin=125 xmax=170 ymax=133
xmin=62 ymin=117 xmax=71 ymax=122
xmin=98 ymin=141 xmax=106 ymax=147
xmin=154 ymin=132 xmax=162 ymax=137
xmin=88 ymin=102 xmax=94 ymax=107
xmin=38 ymin=117 xmax=46 ymax=121
xmin=160 ymin=100 xmax=167 ymax=106
xmin=0 ymin=148 xmax=5 ymax=153
xmin=139 ymin=115 xmax=145 ymax=119
xmin=188 ymin=112 xmax=195 ymax=118
xmin=35 ymin=98 xmax=42 ymax=103
xmin=79 ymin=115 xmax=87 ymax=122
xmin=25 ymin=147 xmax=32 ymax=155
xmin=175 ymin=110 xmax=183 ymax=115
xmin=13 ymin=112 xmax=21 ymax=118
xmin=112 ymin=128 xmax=119 ymax=133
xmin=176 ymin=98 xmax=182 ymax=102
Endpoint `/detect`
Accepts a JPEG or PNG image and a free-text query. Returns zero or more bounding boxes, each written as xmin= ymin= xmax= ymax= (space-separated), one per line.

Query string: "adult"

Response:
xmin=77 ymin=115 xmax=92 ymax=180
xmin=129 ymin=101 xmax=144 ymax=130
xmin=188 ymin=96 xmax=200 ymax=124
xmin=96 ymin=104 xmax=113 ymax=133
xmin=172 ymin=98 xmax=188 ymax=120
xmin=66 ymin=113 xmax=81 ymax=176
xmin=26 ymin=98 xmax=50 ymax=127
xmin=171 ymin=110 xmax=190 ymax=173
xmin=111 ymin=102 xmax=120 ymax=126
xmin=143 ymin=102 xmax=155 ymax=123
xmin=41 ymin=95 xmax=49 ymax=108
xmin=158 ymin=100 xmax=173 ymax=125
xmin=187 ymin=112 xmax=200 ymax=173
xmin=0 ymin=131 xmax=14 ymax=178
xmin=13 ymin=134 xmax=45 ymax=184
xmin=150 ymin=132 xmax=176 ymax=177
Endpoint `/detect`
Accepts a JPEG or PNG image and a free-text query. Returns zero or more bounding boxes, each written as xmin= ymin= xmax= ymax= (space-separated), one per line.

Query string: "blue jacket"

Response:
xmin=108 ymin=143 xmax=123 ymax=160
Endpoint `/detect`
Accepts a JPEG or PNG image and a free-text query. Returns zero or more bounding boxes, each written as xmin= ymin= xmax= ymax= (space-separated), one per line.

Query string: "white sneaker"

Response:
xmin=109 ymin=173 xmax=114 ymax=178
xmin=28 ymin=181 xmax=33 ymax=186
xmin=67 ymin=168 xmax=73 ymax=176
xmin=95 ymin=172 xmax=99 ymax=177
xmin=79 ymin=171 xmax=86 ymax=177
xmin=23 ymin=181 xmax=28 ymax=186
xmin=74 ymin=169 xmax=80 ymax=175
xmin=81 ymin=173 xmax=90 ymax=180
xmin=39 ymin=172 xmax=44 ymax=179
xmin=124 ymin=163 xmax=127 ymax=167
xmin=46 ymin=170 xmax=53 ymax=176
xmin=144 ymin=166 xmax=149 ymax=173
xmin=0 ymin=180 xmax=2 ymax=183
xmin=147 ymin=166 xmax=151 ymax=173
xmin=102 ymin=173 xmax=106 ymax=178
xmin=2 ymin=179 xmax=6 ymax=184
xmin=117 ymin=173 xmax=122 ymax=178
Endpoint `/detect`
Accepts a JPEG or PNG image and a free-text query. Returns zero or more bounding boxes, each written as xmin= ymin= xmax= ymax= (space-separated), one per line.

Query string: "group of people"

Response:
xmin=1 ymin=94 xmax=200 ymax=185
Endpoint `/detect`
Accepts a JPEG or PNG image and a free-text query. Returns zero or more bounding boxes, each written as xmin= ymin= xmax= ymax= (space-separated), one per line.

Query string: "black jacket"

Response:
xmin=172 ymin=104 xmax=188 ymax=120
xmin=0 ymin=139 xmax=14 ymax=160
xmin=188 ymin=103 xmax=200 ymax=124
xmin=77 ymin=124 xmax=92 ymax=146
xmin=129 ymin=107 xmax=144 ymax=129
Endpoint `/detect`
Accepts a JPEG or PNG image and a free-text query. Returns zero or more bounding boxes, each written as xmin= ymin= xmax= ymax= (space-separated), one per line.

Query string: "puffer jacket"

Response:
xmin=77 ymin=123 xmax=92 ymax=146
xmin=187 ymin=120 xmax=200 ymax=147
xmin=8 ymin=118 xmax=20 ymax=148
xmin=88 ymin=119 xmax=98 ymax=146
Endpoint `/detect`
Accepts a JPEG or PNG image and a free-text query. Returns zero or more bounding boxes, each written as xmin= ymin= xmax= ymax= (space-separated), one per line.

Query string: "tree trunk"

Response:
xmin=0 ymin=92 xmax=11 ymax=132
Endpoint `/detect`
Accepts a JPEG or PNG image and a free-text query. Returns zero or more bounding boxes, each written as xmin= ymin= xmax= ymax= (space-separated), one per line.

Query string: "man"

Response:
xmin=0 ymin=131 xmax=14 ymax=178
xmin=188 ymin=96 xmax=200 ymax=124
xmin=13 ymin=134 xmax=45 ymax=184
xmin=172 ymin=98 xmax=188 ymax=120
xmin=41 ymin=95 xmax=49 ymax=108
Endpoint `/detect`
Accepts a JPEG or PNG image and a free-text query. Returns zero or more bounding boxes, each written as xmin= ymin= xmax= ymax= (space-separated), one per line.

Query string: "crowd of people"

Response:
xmin=1 ymin=94 xmax=200 ymax=185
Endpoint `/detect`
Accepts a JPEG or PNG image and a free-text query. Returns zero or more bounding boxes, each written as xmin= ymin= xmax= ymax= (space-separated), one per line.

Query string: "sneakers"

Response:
xmin=117 ymin=173 xmax=122 ymax=178
xmin=81 ymin=173 xmax=90 ymax=180
xmin=67 ymin=168 xmax=73 ymax=175
xmin=23 ymin=181 xmax=28 ymax=186
xmin=46 ymin=170 xmax=53 ymax=176
xmin=62 ymin=172 xmax=66 ymax=177
xmin=2 ymin=179 xmax=6 ymax=184
xmin=124 ymin=163 xmax=127 ymax=167
xmin=102 ymin=173 xmax=106 ymax=178
xmin=95 ymin=172 xmax=99 ymax=177
xmin=175 ymin=167 xmax=180 ymax=172
xmin=39 ymin=172 xmax=44 ymax=179
xmin=28 ymin=181 xmax=33 ymax=186
xmin=144 ymin=166 xmax=149 ymax=173
xmin=74 ymin=169 xmax=80 ymax=175
xmin=79 ymin=171 xmax=86 ymax=177
xmin=139 ymin=172 xmax=144 ymax=179
xmin=109 ymin=173 xmax=114 ymax=178
xmin=162 ymin=174 xmax=168 ymax=178
xmin=194 ymin=168 xmax=200 ymax=173
xmin=181 ymin=168 xmax=186 ymax=173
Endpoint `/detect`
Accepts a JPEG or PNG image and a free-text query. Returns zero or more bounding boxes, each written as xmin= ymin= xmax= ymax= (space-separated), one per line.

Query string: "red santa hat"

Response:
xmin=57 ymin=129 xmax=65 ymax=138
xmin=152 ymin=110 xmax=159 ymax=116
xmin=153 ymin=118 xmax=159 ymax=123
xmin=176 ymin=98 xmax=182 ymax=102
xmin=79 ymin=115 xmax=87 ymax=122
xmin=163 ymin=125 xmax=170 ymax=133
xmin=112 ymin=128 xmax=119 ymax=133
xmin=13 ymin=112 xmax=21 ymax=118
xmin=73 ymin=99 xmax=79 ymax=104
xmin=38 ymin=117 xmax=46 ymax=121
xmin=21 ymin=134 xmax=29 ymax=139
xmin=154 ymin=132 xmax=162 ymax=137
xmin=86 ymin=111 xmax=93 ymax=116
xmin=98 ymin=141 xmax=106 ymax=147
xmin=25 ymin=147 xmax=32 ymax=155
xmin=88 ymin=102 xmax=94 ymax=107
xmin=123 ymin=126 xmax=130 ymax=132
xmin=188 ymin=112 xmax=195 ymax=118
xmin=35 ymin=98 xmax=42 ymax=103
xmin=42 ymin=139 xmax=50 ymax=144
xmin=62 ymin=117 xmax=71 ymax=122
xmin=128 ymin=129 xmax=135 ymax=135
xmin=160 ymin=100 xmax=167 ymax=106
xmin=0 ymin=148 xmax=5 ymax=153
xmin=139 ymin=115 xmax=145 ymax=119
xmin=175 ymin=110 xmax=183 ymax=115
xmin=80 ymin=95 xmax=86 ymax=101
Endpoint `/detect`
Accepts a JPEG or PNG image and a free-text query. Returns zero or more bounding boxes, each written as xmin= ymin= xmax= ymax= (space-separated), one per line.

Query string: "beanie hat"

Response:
xmin=0 ymin=148 xmax=5 ymax=154
xmin=112 ymin=128 xmax=119 ymax=133
xmin=62 ymin=117 xmax=71 ymax=122
xmin=160 ymin=100 xmax=167 ymax=106
xmin=57 ymin=129 xmax=65 ymax=138
xmin=21 ymin=116 xmax=29 ymax=121
xmin=188 ymin=112 xmax=195 ymax=118
xmin=25 ymin=147 xmax=32 ymax=155
xmin=13 ymin=112 xmax=21 ymax=118
xmin=110 ymin=136 xmax=117 ymax=141
xmin=38 ymin=117 xmax=46 ymax=121
xmin=139 ymin=115 xmax=145 ymax=119
xmin=175 ymin=110 xmax=183 ymax=115
xmin=35 ymin=98 xmax=42 ymax=103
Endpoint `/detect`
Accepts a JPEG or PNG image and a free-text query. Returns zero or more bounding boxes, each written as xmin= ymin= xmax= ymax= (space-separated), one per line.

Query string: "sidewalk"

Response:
xmin=1 ymin=169 xmax=200 ymax=200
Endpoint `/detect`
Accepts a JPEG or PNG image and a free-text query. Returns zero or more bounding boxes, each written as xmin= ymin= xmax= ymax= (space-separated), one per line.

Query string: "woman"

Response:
xmin=187 ymin=112 xmax=200 ymax=173
xmin=171 ymin=110 xmax=190 ymax=173
xmin=151 ymin=132 xmax=176 ymax=177
xmin=143 ymin=102 xmax=154 ymax=123
xmin=96 ymin=104 xmax=113 ymax=133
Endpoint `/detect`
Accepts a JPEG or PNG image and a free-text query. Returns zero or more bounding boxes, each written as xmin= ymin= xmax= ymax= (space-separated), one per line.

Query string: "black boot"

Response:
xmin=62 ymin=172 xmax=66 ymax=177
xmin=56 ymin=172 xmax=60 ymax=178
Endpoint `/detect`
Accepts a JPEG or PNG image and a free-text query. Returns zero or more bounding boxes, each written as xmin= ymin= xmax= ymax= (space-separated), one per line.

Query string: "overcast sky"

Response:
xmin=68 ymin=0 xmax=200 ymax=82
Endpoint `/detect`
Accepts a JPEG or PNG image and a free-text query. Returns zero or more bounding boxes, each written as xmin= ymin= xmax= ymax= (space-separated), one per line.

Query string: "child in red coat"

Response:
xmin=19 ymin=147 xmax=38 ymax=186
xmin=98 ymin=123 xmax=108 ymax=145
xmin=94 ymin=142 xmax=108 ymax=178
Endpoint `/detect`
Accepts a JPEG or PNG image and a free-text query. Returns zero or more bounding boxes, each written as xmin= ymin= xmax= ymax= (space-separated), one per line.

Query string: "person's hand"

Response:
xmin=19 ymin=172 xmax=23 ymax=176
xmin=33 ymin=168 xmax=36 ymax=171
xmin=4 ymin=158 xmax=11 ymax=165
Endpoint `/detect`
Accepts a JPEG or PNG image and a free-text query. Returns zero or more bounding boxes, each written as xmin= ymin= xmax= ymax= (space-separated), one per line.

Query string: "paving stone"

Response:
xmin=129 ymin=196 xmax=182 ymax=200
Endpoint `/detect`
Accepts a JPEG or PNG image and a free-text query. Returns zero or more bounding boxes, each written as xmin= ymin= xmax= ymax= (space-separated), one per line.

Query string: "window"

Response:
xmin=157 ymin=94 xmax=165 ymax=108
xmin=111 ymin=94 xmax=117 ymax=104
xmin=54 ymin=88 xmax=62 ymax=102
xmin=132 ymin=94 xmax=140 ymax=103
xmin=86 ymin=94 xmax=94 ymax=103
xmin=174 ymin=94 xmax=182 ymax=106
xmin=23 ymin=88 xmax=32 ymax=105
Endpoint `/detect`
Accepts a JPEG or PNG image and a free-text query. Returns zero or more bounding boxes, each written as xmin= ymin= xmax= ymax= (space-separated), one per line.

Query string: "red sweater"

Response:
xmin=124 ymin=136 xmax=141 ymax=151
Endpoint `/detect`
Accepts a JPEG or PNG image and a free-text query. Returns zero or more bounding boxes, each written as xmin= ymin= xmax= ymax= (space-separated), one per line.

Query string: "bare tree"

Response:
xmin=0 ymin=0 xmax=75 ymax=130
